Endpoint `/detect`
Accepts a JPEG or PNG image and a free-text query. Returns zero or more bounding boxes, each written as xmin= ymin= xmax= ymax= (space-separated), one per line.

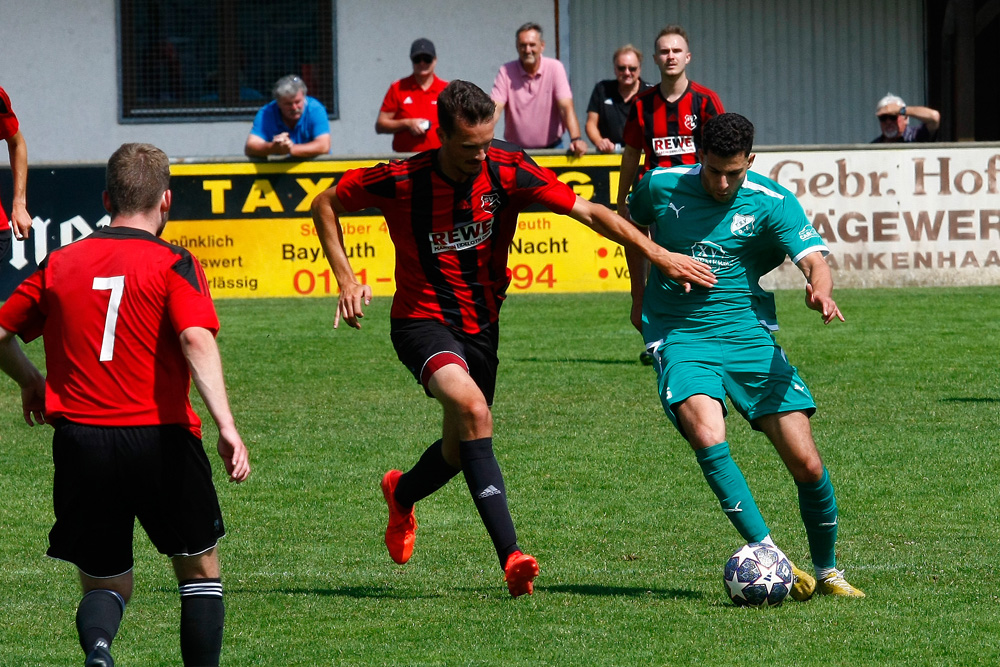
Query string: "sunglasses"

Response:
xmin=616 ymin=65 xmax=639 ymax=72
xmin=412 ymin=55 xmax=433 ymax=64
xmin=877 ymin=114 xmax=899 ymax=122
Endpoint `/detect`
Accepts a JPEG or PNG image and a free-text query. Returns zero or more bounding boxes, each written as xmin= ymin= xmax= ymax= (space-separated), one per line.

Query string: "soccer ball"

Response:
xmin=724 ymin=542 xmax=793 ymax=607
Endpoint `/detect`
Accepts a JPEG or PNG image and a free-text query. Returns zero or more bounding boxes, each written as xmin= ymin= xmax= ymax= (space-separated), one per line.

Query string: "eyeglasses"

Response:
xmin=877 ymin=114 xmax=899 ymax=122
xmin=412 ymin=55 xmax=433 ymax=64
xmin=616 ymin=65 xmax=639 ymax=72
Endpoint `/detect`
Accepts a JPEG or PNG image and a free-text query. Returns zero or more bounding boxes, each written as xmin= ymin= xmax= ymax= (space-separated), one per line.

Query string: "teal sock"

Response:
xmin=797 ymin=467 xmax=838 ymax=569
xmin=695 ymin=442 xmax=769 ymax=543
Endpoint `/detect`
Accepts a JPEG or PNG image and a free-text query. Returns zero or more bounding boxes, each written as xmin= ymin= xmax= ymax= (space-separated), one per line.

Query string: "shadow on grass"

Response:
xmin=510 ymin=357 xmax=637 ymax=366
xmin=940 ymin=397 xmax=1000 ymax=403
xmin=260 ymin=586 xmax=445 ymax=600
xmin=539 ymin=584 xmax=705 ymax=599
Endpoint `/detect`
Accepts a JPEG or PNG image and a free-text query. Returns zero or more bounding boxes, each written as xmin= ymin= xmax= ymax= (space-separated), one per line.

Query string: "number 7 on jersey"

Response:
xmin=93 ymin=276 xmax=125 ymax=362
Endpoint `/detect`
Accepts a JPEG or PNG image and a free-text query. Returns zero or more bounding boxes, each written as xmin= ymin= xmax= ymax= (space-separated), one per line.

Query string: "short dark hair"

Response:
xmin=437 ymin=81 xmax=496 ymax=136
xmin=106 ymin=143 xmax=170 ymax=216
xmin=516 ymin=22 xmax=543 ymax=39
xmin=656 ymin=24 xmax=689 ymax=50
xmin=702 ymin=113 xmax=755 ymax=159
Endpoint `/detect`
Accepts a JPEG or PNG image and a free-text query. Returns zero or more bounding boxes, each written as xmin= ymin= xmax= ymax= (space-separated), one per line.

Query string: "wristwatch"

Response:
xmin=900 ymin=106 xmax=907 ymax=117
xmin=570 ymin=137 xmax=582 ymax=143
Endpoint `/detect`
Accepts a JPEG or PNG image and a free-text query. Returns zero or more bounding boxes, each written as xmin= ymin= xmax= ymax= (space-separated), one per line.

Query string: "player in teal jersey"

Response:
xmin=625 ymin=113 xmax=865 ymax=599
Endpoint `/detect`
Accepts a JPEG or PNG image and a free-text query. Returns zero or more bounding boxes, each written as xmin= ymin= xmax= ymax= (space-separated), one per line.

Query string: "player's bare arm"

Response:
xmin=796 ymin=252 xmax=844 ymax=325
xmin=0 ymin=325 xmax=47 ymax=426
xmin=616 ymin=145 xmax=642 ymax=219
xmin=179 ymin=326 xmax=250 ymax=482
xmin=624 ymin=243 xmax=649 ymax=332
xmin=310 ymin=187 xmax=372 ymax=329
xmin=7 ymin=130 xmax=32 ymax=240
xmin=569 ymin=196 xmax=715 ymax=291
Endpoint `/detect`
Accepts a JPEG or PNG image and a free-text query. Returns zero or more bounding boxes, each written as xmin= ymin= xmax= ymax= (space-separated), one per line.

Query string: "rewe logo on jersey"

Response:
xmin=430 ymin=219 xmax=494 ymax=253
xmin=731 ymin=213 xmax=756 ymax=237
xmin=652 ymin=135 xmax=695 ymax=157
xmin=683 ymin=114 xmax=698 ymax=130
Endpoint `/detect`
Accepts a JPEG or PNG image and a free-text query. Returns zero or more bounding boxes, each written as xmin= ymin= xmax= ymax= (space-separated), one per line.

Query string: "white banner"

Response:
xmin=753 ymin=145 xmax=1000 ymax=288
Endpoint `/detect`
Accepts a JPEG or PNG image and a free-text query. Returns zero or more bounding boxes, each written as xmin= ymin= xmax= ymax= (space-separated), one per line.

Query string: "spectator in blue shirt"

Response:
xmin=245 ymin=75 xmax=331 ymax=158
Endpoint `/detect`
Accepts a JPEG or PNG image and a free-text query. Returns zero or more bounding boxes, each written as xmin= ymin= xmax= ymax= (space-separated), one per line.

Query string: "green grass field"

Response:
xmin=2 ymin=287 xmax=999 ymax=665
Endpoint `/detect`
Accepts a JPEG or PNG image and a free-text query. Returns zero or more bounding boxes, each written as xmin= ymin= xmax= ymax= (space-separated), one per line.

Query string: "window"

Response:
xmin=119 ymin=0 xmax=336 ymax=121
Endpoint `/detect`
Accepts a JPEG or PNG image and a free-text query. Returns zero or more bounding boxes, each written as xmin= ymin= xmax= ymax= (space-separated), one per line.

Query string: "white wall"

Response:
xmin=0 ymin=0 xmax=553 ymax=163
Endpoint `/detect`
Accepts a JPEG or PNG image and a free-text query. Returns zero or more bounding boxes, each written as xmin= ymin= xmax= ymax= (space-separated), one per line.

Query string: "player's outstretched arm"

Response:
xmin=0 ymin=326 xmax=46 ymax=426
xmin=179 ymin=327 xmax=250 ymax=482
xmin=6 ymin=130 xmax=32 ymax=240
xmin=569 ymin=196 xmax=716 ymax=292
xmin=311 ymin=187 xmax=372 ymax=329
xmin=797 ymin=252 xmax=844 ymax=325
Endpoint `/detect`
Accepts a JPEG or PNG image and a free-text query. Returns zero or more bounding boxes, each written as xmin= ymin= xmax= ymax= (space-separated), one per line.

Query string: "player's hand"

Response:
xmin=630 ymin=298 xmax=644 ymax=333
xmin=334 ymin=282 xmax=373 ymax=329
xmin=217 ymin=425 xmax=250 ymax=483
xmin=21 ymin=376 xmax=46 ymax=426
xmin=652 ymin=250 xmax=716 ymax=292
xmin=805 ymin=283 xmax=845 ymax=324
xmin=11 ymin=204 xmax=32 ymax=241
xmin=596 ymin=138 xmax=616 ymax=154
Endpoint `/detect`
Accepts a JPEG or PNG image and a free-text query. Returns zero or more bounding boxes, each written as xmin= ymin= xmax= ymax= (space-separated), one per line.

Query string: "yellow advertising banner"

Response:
xmin=161 ymin=212 xmax=632 ymax=299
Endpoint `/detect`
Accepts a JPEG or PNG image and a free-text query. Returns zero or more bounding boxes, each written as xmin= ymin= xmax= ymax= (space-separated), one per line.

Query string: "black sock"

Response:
xmin=179 ymin=578 xmax=224 ymax=667
xmin=76 ymin=589 xmax=125 ymax=654
xmin=459 ymin=438 xmax=519 ymax=567
xmin=395 ymin=439 xmax=461 ymax=507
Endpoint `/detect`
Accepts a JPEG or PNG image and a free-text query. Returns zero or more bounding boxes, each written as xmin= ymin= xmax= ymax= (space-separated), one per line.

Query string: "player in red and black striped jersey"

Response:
xmin=616 ymin=25 xmax=724 ymax=219
xmin=312 ymin=80 xmax=716 ymax=597
xmin=0 ymin=144 xmax=249 ymax=667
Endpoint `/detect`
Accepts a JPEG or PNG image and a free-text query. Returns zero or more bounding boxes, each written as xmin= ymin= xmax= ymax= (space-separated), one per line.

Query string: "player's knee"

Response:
xmin=457 ymin=398 xmax=492 ymax=431
xmin=789 ymin=457 xmax=824 ymax=484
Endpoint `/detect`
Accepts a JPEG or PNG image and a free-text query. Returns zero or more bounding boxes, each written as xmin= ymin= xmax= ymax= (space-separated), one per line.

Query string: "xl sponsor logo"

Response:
xmin=429 ymin=219 xmax=494 ymax=253
xmin=652 ymin=135 xmax=695 ymax=157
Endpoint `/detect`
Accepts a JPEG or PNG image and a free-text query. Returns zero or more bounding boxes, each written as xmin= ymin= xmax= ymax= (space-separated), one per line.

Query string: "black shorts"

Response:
xmin=47 ymin=421 xmax=225 ymax=578
xmin=390 ymin=318 xmax=500 ymax=405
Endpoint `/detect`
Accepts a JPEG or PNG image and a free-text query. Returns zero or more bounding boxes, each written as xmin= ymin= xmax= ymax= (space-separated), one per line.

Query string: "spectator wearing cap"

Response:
xmin=872 ymin=93 xmax=940 ymax=143
xmin=491 ymin=22 xmax=587 ymax=156
xmin=245 ymin=74 xmax=331 ymax=158
xmin=376 ymin=38 xmax=449 ymax=152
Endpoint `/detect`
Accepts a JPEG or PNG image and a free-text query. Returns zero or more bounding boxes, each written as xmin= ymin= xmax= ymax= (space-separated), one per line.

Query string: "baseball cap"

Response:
xmin=875 ymin=93 xmax=905 ymax=115
xmin=410 ymin=38 xmax=436 ymax=59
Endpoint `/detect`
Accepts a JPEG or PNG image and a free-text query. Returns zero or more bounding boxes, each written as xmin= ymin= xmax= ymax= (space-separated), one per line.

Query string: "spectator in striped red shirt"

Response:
xmin=311 ymin=80 xmax=715 ymax=598
xmin=616 ymin=25 xmax=725 ymax=221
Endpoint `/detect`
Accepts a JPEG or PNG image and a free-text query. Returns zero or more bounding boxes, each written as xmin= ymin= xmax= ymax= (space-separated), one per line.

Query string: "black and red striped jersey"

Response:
xmin=336 ymin=141 xmax=577 ymax=334
xmin=622 ymin=82 xmax=724 ymax=175
xmin=0 ymin=226 xmax=220 ymax=436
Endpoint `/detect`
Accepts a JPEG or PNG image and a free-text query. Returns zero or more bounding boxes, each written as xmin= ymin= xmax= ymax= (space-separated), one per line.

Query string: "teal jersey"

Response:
xmin=630 ymin=164 xmax=827 ymax=334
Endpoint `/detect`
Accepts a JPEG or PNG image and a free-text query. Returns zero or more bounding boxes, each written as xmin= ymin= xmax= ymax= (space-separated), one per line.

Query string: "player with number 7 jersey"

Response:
xmin=0 ymin=225 xmax=219 ymax=437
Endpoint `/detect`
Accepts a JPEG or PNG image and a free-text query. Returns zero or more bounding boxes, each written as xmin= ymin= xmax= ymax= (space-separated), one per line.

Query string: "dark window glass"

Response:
xmin=120 ymin=0 xmax=336 ymax=121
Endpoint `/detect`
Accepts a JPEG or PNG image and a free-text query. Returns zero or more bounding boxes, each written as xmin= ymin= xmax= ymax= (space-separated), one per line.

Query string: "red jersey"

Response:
xmin=622 ymin=82 xmax=724 ymax=175
xmin=336 ymin=141 xmax=576 ymax=334
xmin=0 ymin=226 xmax=220 ymax=437
xmin=379 ymin=75 xmax=449 ymax=152
xmin=0 ymin=86 xmax=19 ymax=229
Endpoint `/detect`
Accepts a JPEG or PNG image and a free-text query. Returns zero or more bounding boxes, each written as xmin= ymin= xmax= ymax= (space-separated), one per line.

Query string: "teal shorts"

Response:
xmin=646 ymin=325 xmax=816 ymax=434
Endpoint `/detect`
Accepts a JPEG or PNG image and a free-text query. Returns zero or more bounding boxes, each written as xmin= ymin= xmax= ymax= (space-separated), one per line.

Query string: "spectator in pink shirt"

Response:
xmin=491 ymin=23 xmax=587 ymax=156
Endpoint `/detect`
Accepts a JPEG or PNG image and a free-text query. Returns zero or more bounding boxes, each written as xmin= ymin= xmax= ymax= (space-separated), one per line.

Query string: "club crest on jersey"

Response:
xmin=430 ymin=219 xmax=494 ymax=253
xmin=480 ymin=192 xmax=501 ymax=215
xmin=683 ymin=114 xmax=698 ymax=131
xmin=652 ymin=135 xmax=695 ymax=157
xmin=690 ymin=241 xmax=733 ymax=269
xmin=731 ymin=213 xmax=756 ymax=237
